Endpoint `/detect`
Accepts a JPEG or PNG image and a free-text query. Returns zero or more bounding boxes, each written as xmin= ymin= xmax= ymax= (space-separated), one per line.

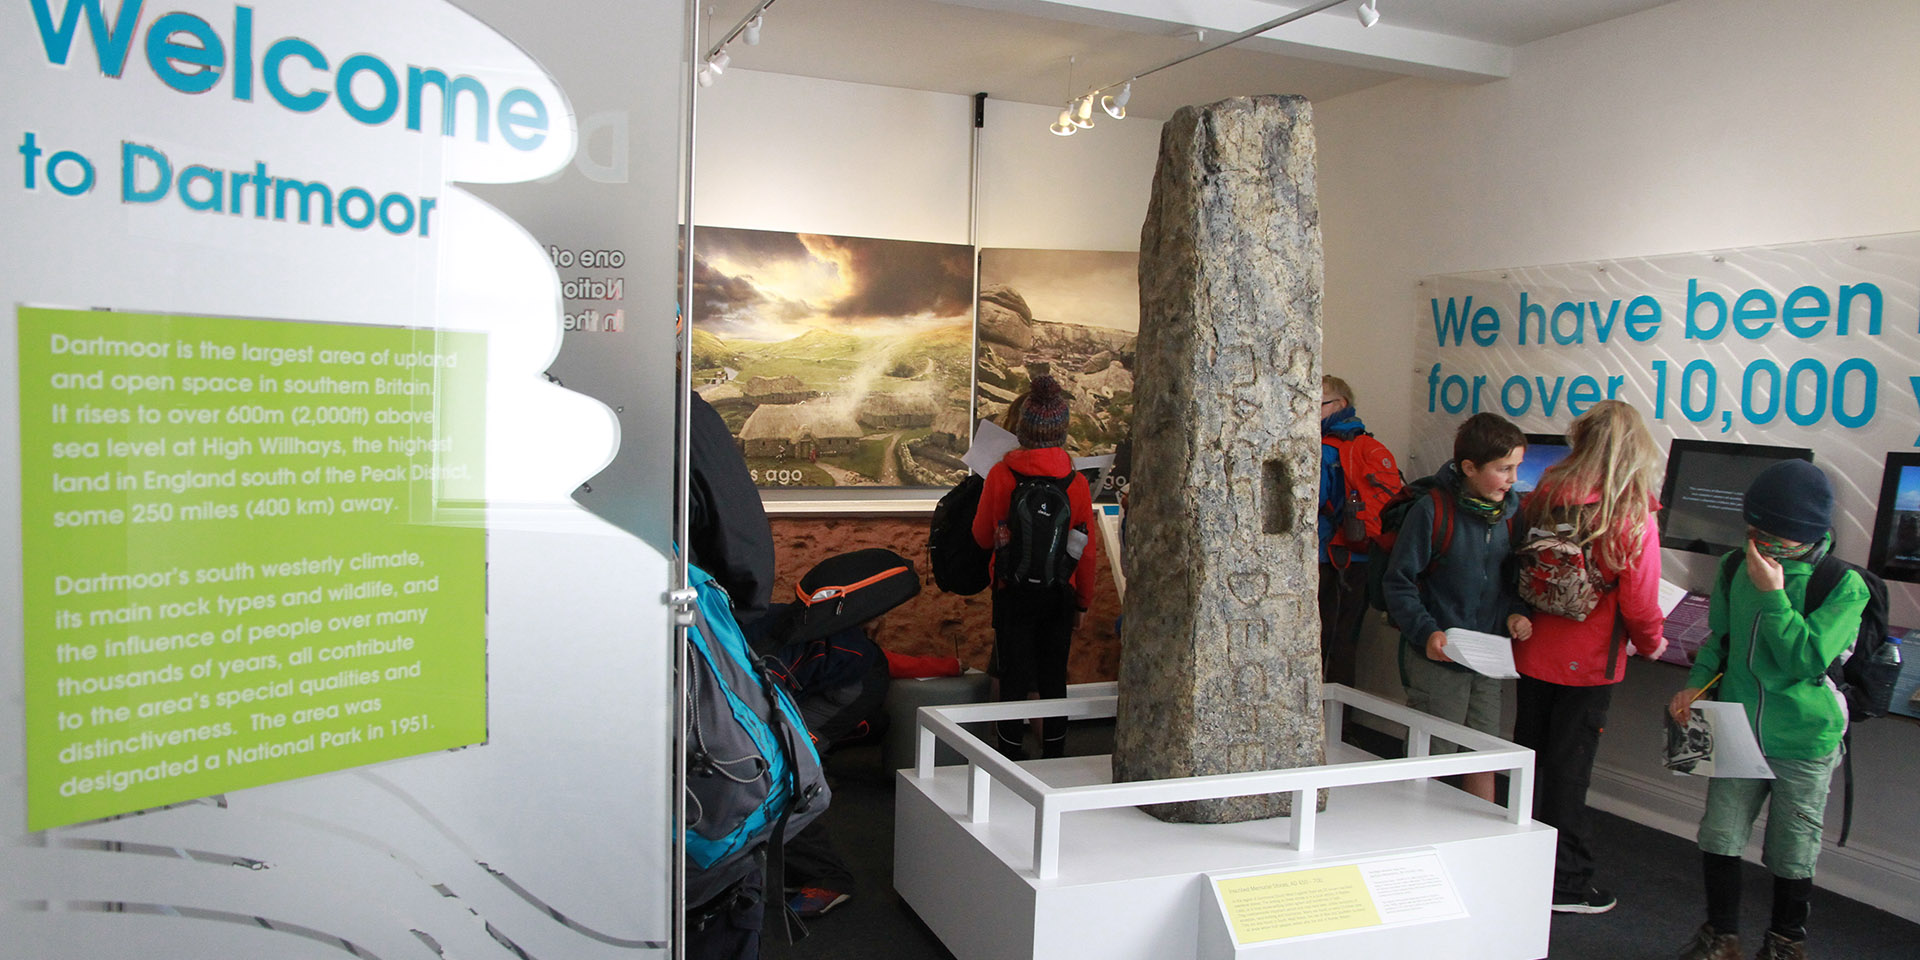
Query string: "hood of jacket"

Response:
xmin=1322 ymin=405 xmax=1367 ymax=439
xmin=1001 ymin=445 xmax=1073 ymax=478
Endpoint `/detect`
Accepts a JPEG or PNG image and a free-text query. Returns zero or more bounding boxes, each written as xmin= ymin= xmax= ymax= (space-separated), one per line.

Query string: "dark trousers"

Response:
xmin=783 ymin=816 xmax=856 ymax=893
xmin=1513 ymin=675 xmax=1613 ymax=895
xmin=991 ymin=584 xmax=1075 ymax=750
xmin=686 ymin=850 xmax=763 ymax=960
xmin=1318 ymin=559 xmax=1370 ymax=688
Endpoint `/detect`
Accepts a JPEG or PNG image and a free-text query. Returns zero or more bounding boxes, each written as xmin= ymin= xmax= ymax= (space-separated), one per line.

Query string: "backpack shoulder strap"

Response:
xmin=1805 ymin=553 xmax=1847 ymax=611
xmin=1713 ymin=550 xmax=1743 ymax=659
xmin=1427 ymin=486 xmax=1453 ymax=568
xmin=1717 ymin=550 xmax=1743 ymax=593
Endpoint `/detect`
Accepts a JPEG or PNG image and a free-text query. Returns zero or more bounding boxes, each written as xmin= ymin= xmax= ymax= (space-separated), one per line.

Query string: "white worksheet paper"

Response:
xmin=962 ymin=419 xmax=1020 ymax=475
xmin=1442 ymin=628 xmax=1519 ymax=679
xmin=1687 ymin=701 xmax=1776 ymax=779
xmin=1658 ymin=578 xmax=1690 ymax=616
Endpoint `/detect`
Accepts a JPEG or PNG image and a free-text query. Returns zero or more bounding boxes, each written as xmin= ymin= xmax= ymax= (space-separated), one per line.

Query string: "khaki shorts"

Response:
xmin=1400 ymin=641 xmax=1504 ymax=752
xmin=1698 ymin=746 xmax=1842 ymax=879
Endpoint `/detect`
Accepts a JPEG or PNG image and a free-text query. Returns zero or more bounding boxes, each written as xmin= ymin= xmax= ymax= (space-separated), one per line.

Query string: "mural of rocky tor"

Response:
xmin=972 ymin=248 xmax=1138 ymax=498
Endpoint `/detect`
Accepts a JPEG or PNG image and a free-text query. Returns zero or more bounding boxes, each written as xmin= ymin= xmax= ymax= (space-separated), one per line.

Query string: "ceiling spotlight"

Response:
xmin=1101 ymin=81 xmax=1131 ymax=120
xmin=697 ymin=64 xmax=716 ymax=87
xmin=709 ymin=49 xmax=730 ymax=74
xmin=1357 ymin=0 xmax=1379 ymax=28
xmin=742 ymin=15 xmax=762 ymax=45
xmin=1049 ymin=108 xmax=1076 ymax=136
xmin=1073 ymin=95 xmax=1096 ymax=129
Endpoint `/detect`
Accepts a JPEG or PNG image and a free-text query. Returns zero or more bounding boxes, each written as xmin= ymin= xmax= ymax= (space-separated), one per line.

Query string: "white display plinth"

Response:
xmin=894 ymin=685 xmax=1555 ymax=960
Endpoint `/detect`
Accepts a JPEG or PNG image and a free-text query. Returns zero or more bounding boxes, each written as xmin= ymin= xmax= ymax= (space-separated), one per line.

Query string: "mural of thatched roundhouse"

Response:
xmin=924 ymin=407 xmax=973 ymax=450
xmin=738 ymin=400 xmax=861 ymax=458
xmin=856 ymin=390 xmax=942 ymax=429
xmin=741 ymin=375 xmax=813 ymax=405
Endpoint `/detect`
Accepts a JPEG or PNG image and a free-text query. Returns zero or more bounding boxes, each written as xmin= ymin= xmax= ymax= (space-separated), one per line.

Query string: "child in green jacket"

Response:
xmin=1668 ymin=460 xmax=1869 ymax=960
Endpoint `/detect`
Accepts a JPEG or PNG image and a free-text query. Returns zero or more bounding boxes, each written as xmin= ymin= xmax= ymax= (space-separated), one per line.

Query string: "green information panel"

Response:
xmin=18 ymin=307 xmax=489 ymax=830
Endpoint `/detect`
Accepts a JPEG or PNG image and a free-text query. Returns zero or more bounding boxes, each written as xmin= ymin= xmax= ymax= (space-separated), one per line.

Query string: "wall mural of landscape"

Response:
xmin=975 ymin=248 xmax=1138 ymax=500
xmin=690 ymin=226 xmax=976 ymax=488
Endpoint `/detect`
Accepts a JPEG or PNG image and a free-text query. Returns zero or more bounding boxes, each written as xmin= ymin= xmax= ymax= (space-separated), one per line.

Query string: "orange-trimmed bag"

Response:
xmin=786 ymin=548 xmax=921 ymax=643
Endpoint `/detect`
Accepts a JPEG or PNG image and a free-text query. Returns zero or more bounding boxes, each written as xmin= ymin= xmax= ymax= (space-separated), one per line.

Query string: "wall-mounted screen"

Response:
xmin=1890 ymin=626 xmax=1920 ymax=721
xmin=1658 ymin=439 xmax=1815 ymax=556
xmin=1868 ymin=453 xmax=1920 ymax=584
xmin=1516 ymin=433 xmax=1571 ymax=494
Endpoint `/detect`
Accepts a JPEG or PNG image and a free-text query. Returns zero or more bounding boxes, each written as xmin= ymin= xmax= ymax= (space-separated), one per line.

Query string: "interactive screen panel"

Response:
xmin=1868 ymin=453 xmax=1920 ymax=584
xmin=1516 ymin=433 xmax=1571 ymax=494
xmin=1658 ymin=439 xmax=1814 ymax=556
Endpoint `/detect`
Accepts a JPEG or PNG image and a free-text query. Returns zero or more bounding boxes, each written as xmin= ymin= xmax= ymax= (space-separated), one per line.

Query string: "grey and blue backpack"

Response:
xmin=684 ymin=562 xmax=829 ymax=912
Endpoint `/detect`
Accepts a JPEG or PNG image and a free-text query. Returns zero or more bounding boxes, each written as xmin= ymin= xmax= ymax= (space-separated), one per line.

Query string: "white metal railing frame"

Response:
xmin=910 ymin=682 xmax=1536 ymax=880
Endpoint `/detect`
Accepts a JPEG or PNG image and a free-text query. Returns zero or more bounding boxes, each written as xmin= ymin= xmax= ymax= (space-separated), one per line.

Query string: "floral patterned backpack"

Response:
xmin=1513 ymin=506 xmax=1615 ymax=621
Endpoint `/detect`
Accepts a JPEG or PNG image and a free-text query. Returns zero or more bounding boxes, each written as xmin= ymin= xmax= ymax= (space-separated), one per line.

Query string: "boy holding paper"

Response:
xmin=1668 ymin=461 xmax=1868 ymax=960
xmin=1382 ymin=413 xmax=1533 ymax=802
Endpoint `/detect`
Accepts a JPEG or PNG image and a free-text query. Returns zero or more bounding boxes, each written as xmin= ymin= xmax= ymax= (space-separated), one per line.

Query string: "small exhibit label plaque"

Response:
xmin=1212 ymin=851 xmax=1468 ymax=945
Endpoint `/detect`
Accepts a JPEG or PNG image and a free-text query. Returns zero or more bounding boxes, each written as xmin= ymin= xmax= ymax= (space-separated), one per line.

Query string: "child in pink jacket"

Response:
xmin=1512 ymin=400 xmax=1668 ymax=915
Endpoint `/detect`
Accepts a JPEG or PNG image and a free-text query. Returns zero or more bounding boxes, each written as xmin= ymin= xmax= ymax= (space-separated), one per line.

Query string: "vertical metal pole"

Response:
xmin=967 ymin=93 xmax=985 ymax=427
xmin=672 ymin=3 xmax=702 ymax=957
xmin=1323 ymin=684 xmax=1344 ymax=746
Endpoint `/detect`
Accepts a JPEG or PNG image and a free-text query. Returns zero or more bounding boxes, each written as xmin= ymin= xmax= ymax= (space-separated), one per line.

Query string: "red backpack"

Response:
xmin=1324 ymin=433 xmax=1405 ymax=562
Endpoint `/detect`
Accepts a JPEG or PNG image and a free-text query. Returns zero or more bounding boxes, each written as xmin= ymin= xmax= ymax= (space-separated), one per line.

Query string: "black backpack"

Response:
xmin=996 ymin=471 xmax=1078 ymax=589
xmin=1712 ymin=550 xmax=1895 ymax=845
xmin=928 ymin=474 xmax=992 ymax=595
xmin=763 ymin=623 xmax=892 ymax=749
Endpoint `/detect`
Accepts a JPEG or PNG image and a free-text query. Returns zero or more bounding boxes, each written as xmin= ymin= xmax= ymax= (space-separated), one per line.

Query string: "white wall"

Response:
xmin=694 ymin=68 xmax=1159 ymax=250
xmin=1315 ymin=0 xmax=1920 ymax=456
xmin=1314 ymin=0 xmax=1920 ymax=922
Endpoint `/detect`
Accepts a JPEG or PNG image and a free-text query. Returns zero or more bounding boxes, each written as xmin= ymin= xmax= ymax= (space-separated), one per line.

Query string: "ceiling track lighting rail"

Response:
xmin=1047 ymin=0 xmax=1369 ymax=136
xmin=705 ymin=0 xmax=777 ymax=60
xmin=699 ymin=0 xmax=778 ymax=87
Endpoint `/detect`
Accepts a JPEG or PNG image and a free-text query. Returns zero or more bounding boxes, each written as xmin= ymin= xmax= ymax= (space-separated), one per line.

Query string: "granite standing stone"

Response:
xmin=1112 ymin=95 xmax=1325 ymax=823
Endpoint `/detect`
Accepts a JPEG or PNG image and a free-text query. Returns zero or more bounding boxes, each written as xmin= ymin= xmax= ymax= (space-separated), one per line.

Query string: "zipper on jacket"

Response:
xmin=1746 ymin=607 xmax=1765 ymax=744
xmin=1480 ymin=523 xmax=1493 ymax=623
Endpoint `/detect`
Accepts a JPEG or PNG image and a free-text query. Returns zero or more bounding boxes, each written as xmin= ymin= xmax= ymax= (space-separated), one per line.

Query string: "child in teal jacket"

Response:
xmin=1669 ymin=460 xmax=1868 ymax=960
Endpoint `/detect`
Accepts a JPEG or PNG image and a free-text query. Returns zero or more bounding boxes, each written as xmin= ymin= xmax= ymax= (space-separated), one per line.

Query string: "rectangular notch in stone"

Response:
xmin=1261 ymin=458 xmax=1293 ymax=534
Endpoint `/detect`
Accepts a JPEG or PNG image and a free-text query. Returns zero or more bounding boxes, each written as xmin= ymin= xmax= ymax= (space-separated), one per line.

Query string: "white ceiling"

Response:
xmin=698 ymin=0 xmax=1680 ymax=120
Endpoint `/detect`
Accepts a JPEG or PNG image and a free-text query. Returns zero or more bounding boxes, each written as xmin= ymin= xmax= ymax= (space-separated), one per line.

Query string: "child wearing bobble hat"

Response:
xmin=1670 ymin=459 xmax=1869 ymax=960
xmin=972 ymin=375 xmax=1097 ymax=760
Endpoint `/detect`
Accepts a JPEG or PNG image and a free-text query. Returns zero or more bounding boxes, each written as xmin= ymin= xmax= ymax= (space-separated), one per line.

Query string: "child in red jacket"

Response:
xmin=972 ymin=376 xmax=1097 ymax=759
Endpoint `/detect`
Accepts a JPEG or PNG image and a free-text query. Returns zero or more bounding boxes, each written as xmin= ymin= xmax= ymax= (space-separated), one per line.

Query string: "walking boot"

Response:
xmin=1753 ymin=930 xmax=1806 ymax=960
xmin=1677 ymin=922 xmax=1741 ymax=960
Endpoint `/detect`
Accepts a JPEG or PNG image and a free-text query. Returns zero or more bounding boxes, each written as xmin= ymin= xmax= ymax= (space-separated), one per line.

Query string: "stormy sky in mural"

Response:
xmin=693 ymin=227 xmax=972 ymax=341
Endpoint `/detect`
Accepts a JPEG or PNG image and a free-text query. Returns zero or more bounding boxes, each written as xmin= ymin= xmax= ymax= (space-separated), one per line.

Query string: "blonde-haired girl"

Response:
xmin=1513 ymin=399 xmax=1668 ymax=915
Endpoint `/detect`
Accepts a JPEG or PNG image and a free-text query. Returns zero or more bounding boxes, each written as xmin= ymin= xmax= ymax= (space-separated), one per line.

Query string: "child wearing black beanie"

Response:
xmin=1670 ymin=459 xmax=1867 ymax=960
